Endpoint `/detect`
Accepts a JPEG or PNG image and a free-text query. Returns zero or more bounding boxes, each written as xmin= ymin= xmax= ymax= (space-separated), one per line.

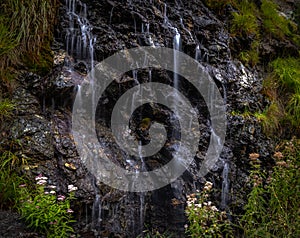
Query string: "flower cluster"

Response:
xmin=203 ymin=181 xmax=213 ymax=191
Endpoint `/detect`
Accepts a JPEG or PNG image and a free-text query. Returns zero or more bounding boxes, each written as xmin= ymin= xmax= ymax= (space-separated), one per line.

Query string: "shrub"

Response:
xmin=18 ymin=175 xmax=77 ymax=238
xmin=240 ymin=143 xmax=300 ymax=237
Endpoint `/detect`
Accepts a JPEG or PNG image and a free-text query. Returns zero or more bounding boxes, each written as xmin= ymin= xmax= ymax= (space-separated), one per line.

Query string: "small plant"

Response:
xmin=230 ymin=0 xmax=259 ymax=37
xmin=203 ymin=0 xmax=233 ymax=13
xmin=230 ymin=108 xmax=253 ymax=119
xmin=231 ymin=12 xmax=258 ymax=37
xmin=185 ymin=181 xmax=233 ymax=238
xmin=254 ymin=102 xmax=282 ymax=135
xmin=270 ymin=57 xmax=300 ymax=93
xmin=238 ymin=40 xmax=260 ymax=66
xmin=18 ymin=175 xmax=77 ymax=238
xmin=0 ymin=139 xmax=28 ymax=207
xmin=0 ymin=98 xmax=15 ymax=121
xmin=139 ymin=228 xmax=174 ymax=238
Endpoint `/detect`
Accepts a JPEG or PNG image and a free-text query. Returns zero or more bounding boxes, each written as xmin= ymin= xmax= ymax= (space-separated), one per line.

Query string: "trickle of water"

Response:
xmin=109 ymin=6 xmax=115 ymax=25
xmin=132 ymin=69 xmax=139 ymax=84
xmin=139 ymin=194 xmax=145 ymax=233
xmin=173 ymin=28 xmax=181 ymax=90
xmin=141 ymin=23 xmax=144 ymax=33
xmin=148 ymin=69 xmax=152 ymax=82
xmin=92 ymin=194 xmax=102 ymax=229
xmin=221 ymin=161 xmax=230 ymax=210
xmin=202 ymin=52 xmax=209 ymax=63
xmin=180 ymin=17 xmax=194 ymax=42
xmin=138 ymin=142 xmax=146 ymax=234
xmin=146 ymin=23 xmax=150 ymax=34
xmin=195 ymin=44 xmax=201 ymax=61
xmin=163 ymin=3 xmax=168 ymax=25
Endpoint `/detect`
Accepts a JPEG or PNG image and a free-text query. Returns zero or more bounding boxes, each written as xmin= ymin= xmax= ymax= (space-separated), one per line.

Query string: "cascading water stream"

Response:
xmin=65 ymin=0 xmax=100 ymax=231
xmin=195 ymin=45 xmax=230 ymax=210
xmin=65 ymin=0 xmax=95 ymax=67
xmin=65 ymin=0 xmax=96 ymax=107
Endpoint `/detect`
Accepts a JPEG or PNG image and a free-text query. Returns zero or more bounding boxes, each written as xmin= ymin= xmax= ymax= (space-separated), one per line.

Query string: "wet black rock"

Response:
xmin=2 ymin=0 xmax=289 ymax=237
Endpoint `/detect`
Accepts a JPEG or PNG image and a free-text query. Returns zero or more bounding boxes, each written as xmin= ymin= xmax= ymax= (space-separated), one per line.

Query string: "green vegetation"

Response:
xmin=203 ymin=0 xmax=233 ymax=13
xmin=254 ymin=102 xmax=283 ymax=136
xmin=271 ymin=57 xmax=300 ymax=127
xmin=231 ymin=0 xmax=259 ymax=37
xmin=0 ymin=139 xmax=28 ymax=208
xmin=18 ymin=176 xmax=76 ymax=238
xmin=261 ymin=0 xmax=295 ymax=39
xmin=230 ymin=0 xmax=299 ymax=40
xmin=0 ymin=124 xmax=76 ymax=237
xmin=185 ymin=181 xmax=233 ymax=238
xmin=205 ymin=0 xmax=300 ymax=65
xmin=238 ymin=40 xmax=260 ymax=67
xmin=259 ymin=57 xmax=300 ymax=135
xmin=240 ymin=140 xmax=300 ymax=237
xmin=139 ymin=229 xmax=174 ymax=238
xmin=0 ymin=0 xmax=58 ymax=88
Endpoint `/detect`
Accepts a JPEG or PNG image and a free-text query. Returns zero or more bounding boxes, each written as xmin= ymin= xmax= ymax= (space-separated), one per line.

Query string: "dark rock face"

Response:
xmin=3 ymin=0 xmax=289 ymax=237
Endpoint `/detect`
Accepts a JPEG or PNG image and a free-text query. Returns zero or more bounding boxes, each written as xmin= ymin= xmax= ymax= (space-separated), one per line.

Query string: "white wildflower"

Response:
xmin=36 ymin=180 xmax=47 ymax=185
xmin=68 ymin=184 xmax=78 ymax=192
